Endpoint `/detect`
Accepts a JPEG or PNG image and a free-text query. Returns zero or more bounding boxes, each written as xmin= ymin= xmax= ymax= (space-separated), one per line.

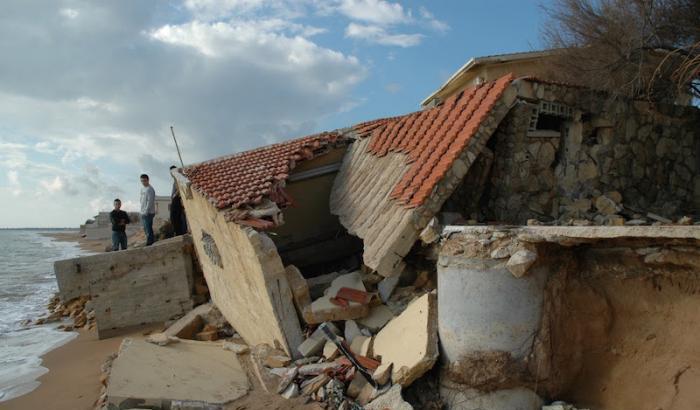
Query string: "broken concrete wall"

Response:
xmin=438 ymin=225 xmax=700 ymax=409
xmin=54 ymin=235 xmax=195 ymax=339
xmin=447 ymin=79 xmax=700 ymax=224
xmin=178 ymin=185 xmax=303 ymax=357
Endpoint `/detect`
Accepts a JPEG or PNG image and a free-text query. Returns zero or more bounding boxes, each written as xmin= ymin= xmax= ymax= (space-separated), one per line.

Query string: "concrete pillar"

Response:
xmin=437 ymin=254 xmax=547 ymax=409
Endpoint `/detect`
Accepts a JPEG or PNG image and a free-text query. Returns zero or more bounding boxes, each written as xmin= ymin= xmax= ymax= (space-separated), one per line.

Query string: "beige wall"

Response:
xmin=428 ymin=57 xmax=556 ymax=107
xmin=179 ymin=186 xmax=303 ymax=356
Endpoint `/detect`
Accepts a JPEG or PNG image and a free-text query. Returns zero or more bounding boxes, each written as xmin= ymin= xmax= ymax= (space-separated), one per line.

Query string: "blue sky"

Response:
xmin=0 ymin=0 xmax=551 ymax=227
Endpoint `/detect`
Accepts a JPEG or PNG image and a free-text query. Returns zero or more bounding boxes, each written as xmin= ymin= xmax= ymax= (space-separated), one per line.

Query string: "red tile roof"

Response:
xmin=358 ymin=73 xmax=514 ymax=207
xmin=183 ymin=132 xmax=343 ymax=212
xmin=182 ymin=74 xmax=514 ymax=223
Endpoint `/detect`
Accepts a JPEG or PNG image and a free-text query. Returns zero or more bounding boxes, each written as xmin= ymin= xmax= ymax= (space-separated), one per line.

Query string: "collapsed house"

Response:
xmin=171 ymin=67 xmax=700 ymax=409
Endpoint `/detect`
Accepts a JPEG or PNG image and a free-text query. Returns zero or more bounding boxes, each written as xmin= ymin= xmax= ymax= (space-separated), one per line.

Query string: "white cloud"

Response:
xmin=59 ymin=8 xmax=79 ymax=19
xmin=345 ymin=22 xmax=422 ymax=47
xmin=7 ymin=170 xmax=18 ymax=185
xmin=338 ymin=0 xmax=410 ymax=25
xmin=40 ymin=175 xmax=64 ymax=193
xmin=184 ymin=0 xmax=269 ymax=19
xmin=0 ymin=1 xmax=371 ymax=227
xmin=419 ymin=6 xmax=449 ymax=33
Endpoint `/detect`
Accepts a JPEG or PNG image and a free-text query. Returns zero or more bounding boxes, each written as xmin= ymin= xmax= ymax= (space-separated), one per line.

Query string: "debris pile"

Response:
xmin=249 ymin=268 xmax=438 ymax=409
xmin=32 ymin=294 xmax=95 ymax=331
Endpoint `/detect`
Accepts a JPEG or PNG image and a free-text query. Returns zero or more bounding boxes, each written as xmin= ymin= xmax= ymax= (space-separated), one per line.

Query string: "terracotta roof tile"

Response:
xmin=183 ymin=131 xmax=342 ymax=213
xmin=357 ymin=74 xmax=513 ymax=207
xmin=182 ymin=74 xmax=514 ymax=226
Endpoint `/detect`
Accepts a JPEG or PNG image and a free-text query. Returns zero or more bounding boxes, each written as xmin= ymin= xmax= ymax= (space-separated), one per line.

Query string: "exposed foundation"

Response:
xmin=438 ymin=225 xmax=700 ymax=410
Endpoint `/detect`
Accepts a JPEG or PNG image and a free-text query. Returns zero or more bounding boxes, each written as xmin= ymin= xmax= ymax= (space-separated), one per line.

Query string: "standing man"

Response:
xmin=110 ymin=198 xmax=130 ymax=251
xmin=169 ymin=166 xmax=187 ymax=236
xmin=139 ymin=173 xmax=156 ymax=246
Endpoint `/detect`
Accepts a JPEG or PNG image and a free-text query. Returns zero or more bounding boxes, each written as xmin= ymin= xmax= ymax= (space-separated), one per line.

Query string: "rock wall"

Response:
xmin=446 ymin=81 xmax=700 ymax=224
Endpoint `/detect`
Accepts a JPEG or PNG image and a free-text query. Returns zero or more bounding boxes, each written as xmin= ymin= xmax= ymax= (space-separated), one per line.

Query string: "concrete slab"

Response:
xmin=106 ymin=338 xmax=249 ymax=407
xmin=372 ymin=292 xmax=438 ymax=387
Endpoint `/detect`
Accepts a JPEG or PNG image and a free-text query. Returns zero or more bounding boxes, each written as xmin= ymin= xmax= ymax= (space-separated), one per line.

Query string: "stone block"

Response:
xmin=350 ymin=335 xmax=372 ymax=357
xmin=264 ymin=354 xmax=291 ymax=368
xmin=297 ymin=322 xmax=339 ymax=357
xmin=372 ymin=362 xmax=393 ymax=385
xmin=307 ymin=271 xmax=342 ymax=299
xmin=323 ymin=340 xmax=341 ymax=360
xmin=506 ymin=249 xmax=538 ymax=278
xmin=106 ymin=339 xmax=249 ymax=407
xmin=344 ymin=320 xmax=362 ymax=344
xmin=164 ymin=304 xmax=213 ymax=339
xmin=285 ymin=265 xmax=311 ymax=319
xmin=358 ymin=305 xmax=394 ymax=333
xmin=378 ymin=275 xmax=400 ymax=303
xmin=372 ymin=292 xmax=438 ymax=387
xmin=303 ymin=272 xmax=369 ymax=324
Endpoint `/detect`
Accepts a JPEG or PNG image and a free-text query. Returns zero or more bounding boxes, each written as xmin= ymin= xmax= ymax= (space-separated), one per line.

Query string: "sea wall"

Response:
xmin=54 ymin=235 xmax=195 ymax=338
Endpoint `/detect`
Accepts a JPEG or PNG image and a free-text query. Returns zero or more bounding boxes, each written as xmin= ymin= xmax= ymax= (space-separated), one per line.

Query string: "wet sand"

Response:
xmin=1 ymin=327 xmax=151 ymax=410
xmin=42 ymin=230 xmax=145 ymax=254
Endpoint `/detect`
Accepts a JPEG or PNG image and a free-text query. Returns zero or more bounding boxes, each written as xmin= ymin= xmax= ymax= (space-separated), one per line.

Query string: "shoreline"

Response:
xmin=41 ymin=231 xmax=107 ymax=254
xmin=2 ymin=326 xmax=158 ymax=410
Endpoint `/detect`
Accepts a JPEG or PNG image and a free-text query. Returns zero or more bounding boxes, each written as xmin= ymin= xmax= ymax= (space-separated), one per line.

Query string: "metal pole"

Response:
xmin=170 ymin=125 xmax=185 ymax=168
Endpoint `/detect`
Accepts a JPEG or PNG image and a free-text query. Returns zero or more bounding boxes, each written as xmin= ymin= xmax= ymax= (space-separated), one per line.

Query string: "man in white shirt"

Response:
xmin=139 ymin=173 xmax=156 ymax=246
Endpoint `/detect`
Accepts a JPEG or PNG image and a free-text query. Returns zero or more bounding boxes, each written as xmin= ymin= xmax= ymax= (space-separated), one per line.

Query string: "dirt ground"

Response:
xmin=565 ymin=275 xmax=700 ymax=410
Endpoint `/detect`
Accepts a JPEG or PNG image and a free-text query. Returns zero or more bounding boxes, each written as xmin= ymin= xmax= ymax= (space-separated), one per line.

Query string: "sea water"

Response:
xmin=0 ymin=230 xmax=88 ymax=402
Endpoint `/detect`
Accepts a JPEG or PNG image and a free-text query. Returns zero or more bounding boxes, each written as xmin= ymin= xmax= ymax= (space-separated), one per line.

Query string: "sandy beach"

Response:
xmin=0 ymin=232 xmax=316 ymax=410
xmin=2 ymin=327 xmax=146 ymax=410
xmin=42 ymin=231 xmax=121 ymax=254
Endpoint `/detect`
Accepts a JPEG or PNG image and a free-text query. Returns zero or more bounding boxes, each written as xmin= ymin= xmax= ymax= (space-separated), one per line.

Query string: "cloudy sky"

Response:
xmin=0 ymin=0 xmax=548 ymax=228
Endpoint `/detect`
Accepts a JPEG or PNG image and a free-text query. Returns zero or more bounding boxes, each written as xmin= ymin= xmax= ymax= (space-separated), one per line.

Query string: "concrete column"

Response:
xmin=437 ymin=253 xmax=547 ymax=409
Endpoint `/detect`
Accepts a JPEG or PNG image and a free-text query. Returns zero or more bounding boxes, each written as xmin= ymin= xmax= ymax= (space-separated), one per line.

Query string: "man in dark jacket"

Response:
xmin=110 ymin=198 xmax=130 ymax=251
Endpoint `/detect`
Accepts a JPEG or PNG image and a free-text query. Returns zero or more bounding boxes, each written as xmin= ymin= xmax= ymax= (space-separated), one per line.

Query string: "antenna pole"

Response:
xmin=170 ymin=126 xmax=185 ymax=168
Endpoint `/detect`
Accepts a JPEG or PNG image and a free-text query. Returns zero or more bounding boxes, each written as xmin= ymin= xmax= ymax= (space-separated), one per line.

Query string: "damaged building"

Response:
xmin=168 ymin=55 xmax=700 ymax=410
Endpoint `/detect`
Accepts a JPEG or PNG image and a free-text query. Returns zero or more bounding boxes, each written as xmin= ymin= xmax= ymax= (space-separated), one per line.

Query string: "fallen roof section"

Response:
xmin=331 ymin=74 xmax=518 ymax=276
xmin=182 ymin=131 xmax=345 ymax=226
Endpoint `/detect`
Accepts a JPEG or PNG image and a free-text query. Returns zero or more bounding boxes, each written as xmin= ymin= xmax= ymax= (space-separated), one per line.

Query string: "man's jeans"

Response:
xmin=111 ymin=231 xmax=128 ymax=251
xmin=142 ymin=213 xmax=155 ymax=246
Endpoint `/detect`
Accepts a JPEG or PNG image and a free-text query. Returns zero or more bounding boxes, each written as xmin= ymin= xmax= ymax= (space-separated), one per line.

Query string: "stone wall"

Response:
xmin=54 ymin=235 xmax=195 ymax=338
xmin=446 ymin=80 xmax=700 ymax=224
